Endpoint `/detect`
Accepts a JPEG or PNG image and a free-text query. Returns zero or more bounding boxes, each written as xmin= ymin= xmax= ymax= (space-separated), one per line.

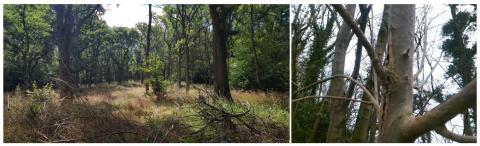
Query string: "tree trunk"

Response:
xmin=20 ymin=5 xmax=32 ymax=90
xmin=90 ymin=41 xmax=100 ymax=85
xmin=184 ymin=20 xmax=190 ymax=93
xmin=204 ymin=28 xmax=212 ymax=85
xmin=325 ymin=4 xmax=356 ymax=143
xmin=345 ymin=4 xmax=370 ymax=102
xmin=351 ymin=75 xmax=374 ymax=142
xmin=209 ymin=5 xmax=232 ymax=100
xmin=145 ymin=4 xmax=152 ymax=92
xmin=351 ymin=5 xmax=390 ymax=142
xmin=177 ymin=54 xmax=182 ymax=88
xmin=334 ymin=4 xmax=476 ymax=143
xmin=53 ymin=4 xmax=75 ymax=100
xmin=377 ymin=4 xmax=416 ymax=142
xmin=249 ymin=5 xmax=262 ymax=90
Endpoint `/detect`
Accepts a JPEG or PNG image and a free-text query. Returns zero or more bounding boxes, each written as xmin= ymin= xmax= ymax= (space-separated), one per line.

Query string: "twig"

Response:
xmin=332 ymin=4 xmax=387 ymax=80
xmin=292 ymin=95 xmax=372 ymax=104
xmin=160 ymin=123 xmax=175 ymax=142
xmin=294 ymin=74 xmax=381 ymax=113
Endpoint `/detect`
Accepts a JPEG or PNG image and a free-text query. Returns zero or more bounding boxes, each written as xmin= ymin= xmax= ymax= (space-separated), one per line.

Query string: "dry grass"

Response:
xmin=4 ymin=82 xmax=288 ymax=143
xmin=232 ymin=90 xmax=288 ymax=106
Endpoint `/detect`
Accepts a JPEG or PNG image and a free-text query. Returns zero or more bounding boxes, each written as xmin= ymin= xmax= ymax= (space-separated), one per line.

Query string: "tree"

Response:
xmin=331 ymin=4 xmax=477 ymax=142
xmin=249 ymin=5 xmax=262 ymax=90
xmin=145 ymin=4 xmax=153 ymax=92
xmin=351 ymin=5 xmax=390 ymax=143
xmin=3 ymin=5 xmax=55 ymax=90
xmin=53 ymin=5 xmax=75 ymax=100
xmin=176 ymin=5 xmax=200 ymax=92
xmin=209 ymin=5 xmax=232 ymax=100
xmin=300 ymin=5 xmax=336 ymax=96
xmin=441 ymin=4 xmax=477 ymax=136
xmin=325 ymin=4 xmax=356 ymax=142
xmin=229 ymin=5 xmax=289 ymax=92
xmin=291 ymin=4 xmax=319 ymax=95
xmin=52 ymin=4 xmax=102 ymax=100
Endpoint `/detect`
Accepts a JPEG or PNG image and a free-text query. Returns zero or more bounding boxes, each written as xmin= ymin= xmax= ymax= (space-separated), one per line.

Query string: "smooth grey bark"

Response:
xmin=405 ymin=79 xmax=477 ymax=142
xmin=334 ymin=4 xmax=477 ymax=143
xmin=376 ymin=4 xmax=416 ymax=142
xmin=351 ymin=5 xmax=390 ymax=143
xmin=325 ymin=4 xmax=356 ymax=143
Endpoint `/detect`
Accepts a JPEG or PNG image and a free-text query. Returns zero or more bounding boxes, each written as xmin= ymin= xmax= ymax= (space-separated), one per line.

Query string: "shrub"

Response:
xmin=25 ymin=83 xmax=56 ymax=125
xmin=13 ymin=85 xmax=23 ymax=98
xmin=26 ymin=82 xmax=55 ymax=102
xmin=147 ymin=78 xmax=167 ymax=101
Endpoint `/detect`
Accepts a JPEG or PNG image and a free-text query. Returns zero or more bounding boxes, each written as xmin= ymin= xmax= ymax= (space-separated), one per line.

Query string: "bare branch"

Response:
xmin=434 ymin=125 xmax=476 ymax=143
xmin=405 ymin=79 xmax=477 ymax=140
xmin=294 ymin=74 xmax=381 ymax=113
xmin=332 ymin=4 xmax=387 ymax=81
xmin=292 ymin=95 xmax=372 ymax=104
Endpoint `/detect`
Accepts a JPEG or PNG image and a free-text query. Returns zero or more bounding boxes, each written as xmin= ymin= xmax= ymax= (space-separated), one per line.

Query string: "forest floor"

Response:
xmin=4 ymin=81 xmax=288 ymax=143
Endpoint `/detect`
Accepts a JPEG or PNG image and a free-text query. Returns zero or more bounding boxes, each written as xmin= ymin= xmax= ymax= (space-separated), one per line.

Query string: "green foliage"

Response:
xmin=14 ymin=85 xmax=24 ymax=99
xmin=300 ymin=11 xmax=336 ymax=96
xmin=25 ymin=82 xmax=56 ymax=126
xmin=143 ymin=55 xmax=164 ymax=77
xmin=3 ymin=4 xmax=55 ymax=90
xmin=179 ymin=91 xmax=288 ymax=142
xmin=249 ymin=103 xmax=289 ymax=128
xmin=26 ymin=82 xmax=55 ymax=102
xmin=441 ymin=5 xmax=477 ymax=87
xmin=292 ymin=101 xmax=329 ymax=142
xmin=414 ymin=85 xmax=445 ymax=107
xmin=142 ymin=55 xmax=167 ymax=98
xmin=229 ymin=5 xmax=289 ymax=91
xmin=143 ymin=111 xmax=163 ymax=130
xmin=147 ymin=78 xmax=167 ymax=98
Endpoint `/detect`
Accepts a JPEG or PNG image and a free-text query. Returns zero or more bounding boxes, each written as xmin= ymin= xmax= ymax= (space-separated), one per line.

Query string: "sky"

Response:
xmin=101 ymin=4 xmax=163 ymax=28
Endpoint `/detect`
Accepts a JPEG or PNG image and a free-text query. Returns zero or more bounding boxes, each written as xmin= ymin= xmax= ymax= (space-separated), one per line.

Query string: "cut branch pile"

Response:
xmin=189 ymin=90 xmax=287 ymax=142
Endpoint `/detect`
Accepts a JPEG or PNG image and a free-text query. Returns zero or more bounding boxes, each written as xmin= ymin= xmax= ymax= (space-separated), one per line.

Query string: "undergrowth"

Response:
xmin=4 ymin=82 xmax=288 ymax=143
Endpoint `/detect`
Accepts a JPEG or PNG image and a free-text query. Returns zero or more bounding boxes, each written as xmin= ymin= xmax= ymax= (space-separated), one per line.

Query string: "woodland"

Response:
xmin=292 ymin=4 xmax=477 ymax=143
xmin=3 ymin=4 xmax=289 ymax=142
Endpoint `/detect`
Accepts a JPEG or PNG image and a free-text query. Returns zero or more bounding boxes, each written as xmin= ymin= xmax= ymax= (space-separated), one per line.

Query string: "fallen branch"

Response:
xmin=49 ymin=131 xmax=150 ymax=143
xmin=159 ymin=123 xmax=175 ymax=142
